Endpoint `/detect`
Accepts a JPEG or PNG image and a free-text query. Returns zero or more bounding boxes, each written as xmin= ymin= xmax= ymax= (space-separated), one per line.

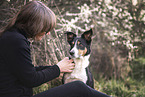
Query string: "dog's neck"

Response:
xmin=64 ymin=54 xmax=90 ymax=83
xmin=72 ymin=54 xmax=90 ymax=72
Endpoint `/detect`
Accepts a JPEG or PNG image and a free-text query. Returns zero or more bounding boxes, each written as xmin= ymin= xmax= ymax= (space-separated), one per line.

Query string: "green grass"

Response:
xmin=33 ymin=83 xmax=50 ymax=95
xmin=33 ymin=77 xmax=145 ymax=97
xmin=94 ymin=78 xmax=145 ymax=97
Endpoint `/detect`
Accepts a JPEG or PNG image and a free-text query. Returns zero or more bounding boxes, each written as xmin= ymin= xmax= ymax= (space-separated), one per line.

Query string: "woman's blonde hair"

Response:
xmin=0 ymin=1 xmax=56 ymax=38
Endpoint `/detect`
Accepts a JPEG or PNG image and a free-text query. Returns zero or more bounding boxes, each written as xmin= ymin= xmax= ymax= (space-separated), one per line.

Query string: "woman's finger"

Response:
xmin=70 ymin=66 xmax=75 ymax=70
xmin=71 ymin=63 xmax=75 ymax=67
xmin=67 ymin=69 xmax=73 ymax=73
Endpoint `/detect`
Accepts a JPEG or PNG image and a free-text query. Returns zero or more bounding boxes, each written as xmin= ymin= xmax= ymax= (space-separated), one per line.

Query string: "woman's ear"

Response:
xmin=81 ymin=29 xmax=93 ymax=45
xmin=65 ymin=31 xmax=77 ymax=44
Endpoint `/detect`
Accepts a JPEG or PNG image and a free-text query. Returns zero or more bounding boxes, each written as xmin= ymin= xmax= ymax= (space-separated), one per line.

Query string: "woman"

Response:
xmin=0 ymin=1 xmax=110 ymax=97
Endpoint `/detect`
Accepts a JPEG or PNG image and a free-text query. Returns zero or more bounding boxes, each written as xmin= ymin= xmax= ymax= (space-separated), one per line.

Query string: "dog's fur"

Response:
xmin=62 ymin=29 xmax=94 ymax=88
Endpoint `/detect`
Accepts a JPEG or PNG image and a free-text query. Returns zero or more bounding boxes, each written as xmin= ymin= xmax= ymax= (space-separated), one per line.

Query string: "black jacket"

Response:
xmin=0 ymin=28 xmax=60 ymax=97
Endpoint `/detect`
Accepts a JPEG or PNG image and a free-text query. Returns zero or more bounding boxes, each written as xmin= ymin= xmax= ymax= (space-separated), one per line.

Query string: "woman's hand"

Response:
xmin=57 ymin=57 xmax=75 ymax=73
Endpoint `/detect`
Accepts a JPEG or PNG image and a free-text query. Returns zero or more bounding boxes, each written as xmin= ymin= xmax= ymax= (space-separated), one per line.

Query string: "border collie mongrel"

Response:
xmin=62 ymin=29 xmax=94 ymax=88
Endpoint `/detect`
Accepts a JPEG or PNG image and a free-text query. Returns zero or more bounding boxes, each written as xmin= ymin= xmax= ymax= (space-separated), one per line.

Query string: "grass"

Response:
xmin=33 ymin=77 xmax=145 ymax=97
xmin=94 ymin=78 xmax=145 ymax=97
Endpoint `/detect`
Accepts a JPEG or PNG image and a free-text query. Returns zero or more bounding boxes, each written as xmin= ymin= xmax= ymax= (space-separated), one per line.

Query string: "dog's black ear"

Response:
xmin=65 ymin=31 xmax=77 ymax=44
xmin=81 ymin=29 xmax=93 ymax=45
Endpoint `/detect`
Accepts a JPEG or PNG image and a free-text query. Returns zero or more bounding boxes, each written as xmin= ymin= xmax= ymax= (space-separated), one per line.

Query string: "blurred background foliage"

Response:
xmin=0 ymin=0 xmax=145 ymax=96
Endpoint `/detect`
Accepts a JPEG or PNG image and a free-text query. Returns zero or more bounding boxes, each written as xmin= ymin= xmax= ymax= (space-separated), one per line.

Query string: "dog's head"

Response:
xmin=65 ymin=29 xmax=93 ymax=58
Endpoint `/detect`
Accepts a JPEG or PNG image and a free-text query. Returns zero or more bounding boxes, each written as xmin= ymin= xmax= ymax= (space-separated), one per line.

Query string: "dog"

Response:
xmin=62 ymin=29 xmax=94 ymax=88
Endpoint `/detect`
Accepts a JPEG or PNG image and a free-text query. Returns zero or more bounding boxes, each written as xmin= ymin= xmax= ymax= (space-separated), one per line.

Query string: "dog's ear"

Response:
xmin=81 ymin=29 xmax=93 ymax=45
xmin=65 ymin=31 xmax=77 ymax=44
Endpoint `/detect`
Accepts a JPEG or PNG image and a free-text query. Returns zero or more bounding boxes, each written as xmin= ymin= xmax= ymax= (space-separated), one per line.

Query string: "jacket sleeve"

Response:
xmin=35 ymin=66 xmax=52 ymax=71
xmin=2 ymin=37 xmax=60 ymax=88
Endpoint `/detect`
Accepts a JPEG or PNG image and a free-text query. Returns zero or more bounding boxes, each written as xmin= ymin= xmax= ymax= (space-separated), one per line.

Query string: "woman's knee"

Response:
xmin=71 ymin=81 xmax=91 ymax=92
xmin=71 ymin=81 xmax=86 ymax=87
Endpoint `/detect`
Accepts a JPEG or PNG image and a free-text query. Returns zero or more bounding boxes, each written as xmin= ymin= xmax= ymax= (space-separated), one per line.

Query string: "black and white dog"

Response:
xmin=62 ymin=29 xmax=94 ymax=88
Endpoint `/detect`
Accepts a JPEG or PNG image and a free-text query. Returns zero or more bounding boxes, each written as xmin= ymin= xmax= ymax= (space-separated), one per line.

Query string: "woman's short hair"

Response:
xmin=0 ymin=1 xmax=56 ymax=38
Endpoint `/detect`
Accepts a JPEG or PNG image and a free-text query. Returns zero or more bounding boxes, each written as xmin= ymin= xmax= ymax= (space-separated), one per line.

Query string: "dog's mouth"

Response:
xmin=69 ymin=53 xmax=81 ymax=59
xmin=70 ymin=52 xmax=74 ymax=56
xmin=69 ymin=53 xmax=75 ymax=58
xmin=69 ymin=51 xmax=75 ymax=58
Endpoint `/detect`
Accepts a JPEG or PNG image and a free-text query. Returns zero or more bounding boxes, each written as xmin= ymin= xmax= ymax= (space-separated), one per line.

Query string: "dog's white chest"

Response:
xmin=64 ymin=55 xmax=90 ymax=84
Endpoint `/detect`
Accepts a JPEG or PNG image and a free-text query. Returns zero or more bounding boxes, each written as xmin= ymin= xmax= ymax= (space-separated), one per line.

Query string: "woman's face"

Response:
xmin=35 ymin=32 xmax=50 ymax=41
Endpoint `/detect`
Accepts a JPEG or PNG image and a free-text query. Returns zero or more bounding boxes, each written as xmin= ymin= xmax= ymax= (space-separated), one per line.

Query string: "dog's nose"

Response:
xmin=70 ymin=51 xmax=74 ymax=55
